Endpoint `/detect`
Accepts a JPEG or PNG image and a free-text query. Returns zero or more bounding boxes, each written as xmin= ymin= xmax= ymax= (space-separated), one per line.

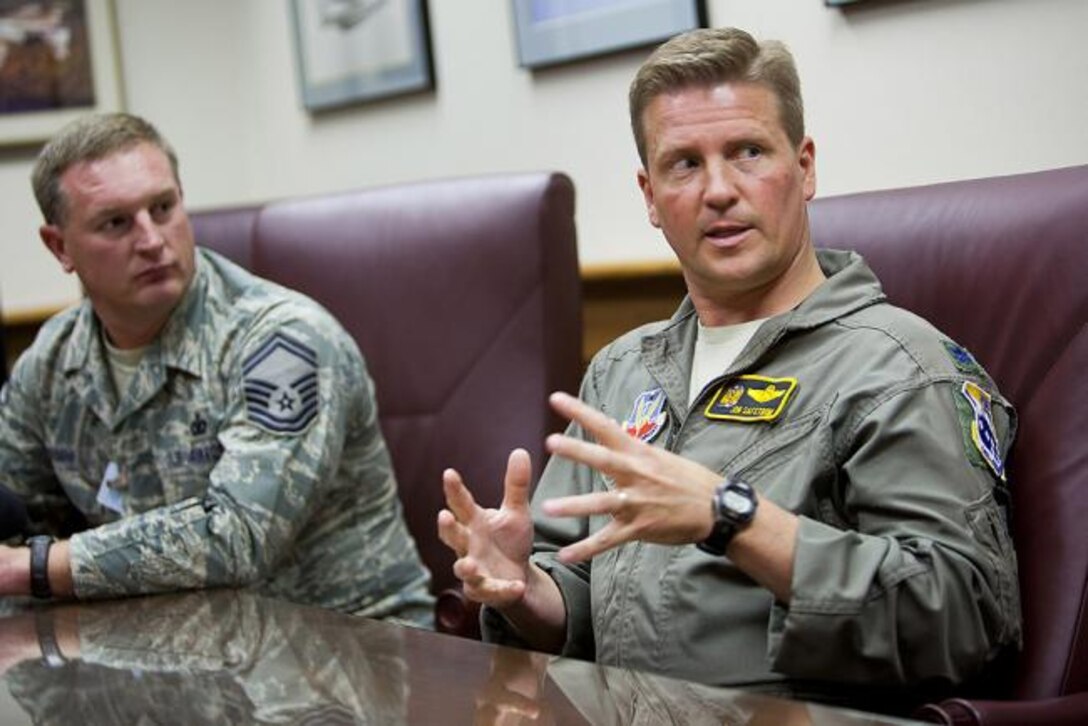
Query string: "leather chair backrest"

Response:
xmin=191 ymin=172 xmax=582 ymax=596
xmin=809 ymin=165 xmax=1088 ymax=700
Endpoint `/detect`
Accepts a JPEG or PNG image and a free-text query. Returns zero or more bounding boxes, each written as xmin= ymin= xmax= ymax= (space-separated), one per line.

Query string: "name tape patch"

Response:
xmin=705 ymin=375 xmax=798 ymax=423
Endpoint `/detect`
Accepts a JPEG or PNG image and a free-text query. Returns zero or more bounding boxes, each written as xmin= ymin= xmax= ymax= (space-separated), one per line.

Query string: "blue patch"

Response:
xmin=242 ymin=332 xmax=319 ymax=434
xmin=943 ymin=340 xmax=985 ymax=377
xmin=960 ymin=381 xmax=1005 ymax=480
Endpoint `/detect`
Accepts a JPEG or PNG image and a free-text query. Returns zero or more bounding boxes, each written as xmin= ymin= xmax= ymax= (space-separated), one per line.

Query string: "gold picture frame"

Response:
xmin=0 ymin=0 xmax=124 ymax=147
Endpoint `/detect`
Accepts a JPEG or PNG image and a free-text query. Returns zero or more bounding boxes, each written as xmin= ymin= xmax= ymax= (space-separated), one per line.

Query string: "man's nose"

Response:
xmin=704 ymin=161 xmax=740 ymax=208
xmin=132 ymin=209 xmax=165 ymax=252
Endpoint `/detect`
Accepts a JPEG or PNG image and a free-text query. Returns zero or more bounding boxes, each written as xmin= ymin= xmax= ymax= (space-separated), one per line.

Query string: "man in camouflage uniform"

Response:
xmin=0 ymin=113 xmax=432 ymax=624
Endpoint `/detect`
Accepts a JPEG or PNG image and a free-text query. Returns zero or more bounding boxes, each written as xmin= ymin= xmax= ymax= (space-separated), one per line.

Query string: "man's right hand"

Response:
xmin=438 ymin=449 xmax=536 ymax=608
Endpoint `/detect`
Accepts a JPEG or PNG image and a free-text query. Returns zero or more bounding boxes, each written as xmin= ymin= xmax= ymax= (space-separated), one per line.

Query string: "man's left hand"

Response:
xmin=541 ymin=392 xmax=720 ymax=563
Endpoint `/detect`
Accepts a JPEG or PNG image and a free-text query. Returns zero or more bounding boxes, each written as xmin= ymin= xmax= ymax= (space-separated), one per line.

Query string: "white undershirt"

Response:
xmin=103 ymin=334 xmax=148 ymax=400
xmin=688 ymin=318 xmax=767 ymax=407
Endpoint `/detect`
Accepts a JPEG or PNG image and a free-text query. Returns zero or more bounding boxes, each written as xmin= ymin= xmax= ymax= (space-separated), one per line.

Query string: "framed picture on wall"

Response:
xmin=290 ymin=0 xmax=434 ymax=111
xmin=0 ymin=0 xmax=124 ymax=147
xmin=511 ymin=0 xmax=707 ymax=69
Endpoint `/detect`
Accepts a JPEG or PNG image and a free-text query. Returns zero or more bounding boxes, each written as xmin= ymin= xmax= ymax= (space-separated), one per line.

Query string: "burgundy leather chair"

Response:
xmin=808 ymin=165 xmax=1088 ymax=725
xmin=190 ymin=172 xmax=582 ymax=637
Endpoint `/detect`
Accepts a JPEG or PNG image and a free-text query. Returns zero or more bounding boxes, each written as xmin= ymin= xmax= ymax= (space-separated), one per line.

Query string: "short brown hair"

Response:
xmin=629 ymin=27 xmax=804 ymax=166
xmin=31 ymin=112 xmax=180 ymax=224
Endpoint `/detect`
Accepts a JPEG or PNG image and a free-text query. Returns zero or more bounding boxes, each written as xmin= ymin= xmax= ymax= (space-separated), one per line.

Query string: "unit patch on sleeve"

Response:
xmin=622 ymin=387 xmax=668 ymax=443
xmin=242 ymin=332 xmax=320 ymax=434
xmin=704 ymin=375 xmax=798 ymax=423
xmin=958 ymin=380 xmax=1006 ymax=480
xmin=942 ymin=340 xmax=986 ymax=378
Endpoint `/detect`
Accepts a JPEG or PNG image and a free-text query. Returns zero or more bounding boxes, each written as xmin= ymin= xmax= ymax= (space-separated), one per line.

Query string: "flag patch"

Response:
xmin=242 ymin=332 xmax=319 ymax=434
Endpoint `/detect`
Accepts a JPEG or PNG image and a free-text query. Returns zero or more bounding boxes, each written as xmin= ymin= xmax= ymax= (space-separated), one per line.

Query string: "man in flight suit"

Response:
xmin=0 ymin=113 xmax=432 ymax=624
xmin=438 ymin=27 xmax=1020 ymax=710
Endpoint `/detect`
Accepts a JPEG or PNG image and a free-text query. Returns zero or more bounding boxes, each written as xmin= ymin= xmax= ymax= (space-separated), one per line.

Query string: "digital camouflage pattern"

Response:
xmin=2 ymin=590 xmax=409 ymax=725
xmin=0 ymin=249 xmax=432 ymax=623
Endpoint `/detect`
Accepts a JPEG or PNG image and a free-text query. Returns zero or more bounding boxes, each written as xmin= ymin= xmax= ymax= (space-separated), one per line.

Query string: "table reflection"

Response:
xmin=0 ymin=591 xmax=924 ymax=725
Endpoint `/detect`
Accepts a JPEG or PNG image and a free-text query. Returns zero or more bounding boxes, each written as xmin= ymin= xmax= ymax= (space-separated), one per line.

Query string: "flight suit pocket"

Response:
xmin=965 ymin=492 xmax=1020 ymax=637
xmin=725 ymin=408 xmax=825 ymax=481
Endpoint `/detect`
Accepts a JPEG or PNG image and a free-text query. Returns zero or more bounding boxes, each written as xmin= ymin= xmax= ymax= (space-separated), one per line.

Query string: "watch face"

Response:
xmin=723 ymin=489 xmax=754 ymax=516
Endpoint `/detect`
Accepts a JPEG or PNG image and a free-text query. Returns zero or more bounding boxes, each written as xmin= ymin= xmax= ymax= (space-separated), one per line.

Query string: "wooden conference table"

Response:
xmin=0 ymin=590 xmax=928 ymax=725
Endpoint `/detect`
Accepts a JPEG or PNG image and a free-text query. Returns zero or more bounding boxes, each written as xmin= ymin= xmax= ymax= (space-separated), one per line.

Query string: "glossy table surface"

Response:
xmin=0 ymin=590 xmax=928 ymax=725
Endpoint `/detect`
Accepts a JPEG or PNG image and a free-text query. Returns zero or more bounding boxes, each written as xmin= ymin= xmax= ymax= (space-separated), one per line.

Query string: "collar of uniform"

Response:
xmin=152 ymin=251 xmax=210 ymax=378
xmin=60 ymin=300 xmax=100 ymax=374
xmin=637 ymin=249 xmax=886 ymax=406
xmin=791 ymin=249 xmax=886 ymax=330
xmin=59 ymin=255 xmax=210 ymax=378
xmin=639 ymin=300 xmax=699 ymax=410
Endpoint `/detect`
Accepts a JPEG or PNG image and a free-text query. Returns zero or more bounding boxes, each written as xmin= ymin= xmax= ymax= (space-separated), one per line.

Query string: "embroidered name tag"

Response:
xmin=704 ymin=375 xmax=798 ymax=423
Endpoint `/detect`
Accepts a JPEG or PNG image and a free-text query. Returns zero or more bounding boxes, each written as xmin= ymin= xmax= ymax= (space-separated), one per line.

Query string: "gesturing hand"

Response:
xmin=541 ymin=392 xmax=720 ymax=564
xmin=438 ymin=449 xmax=536 ymax=608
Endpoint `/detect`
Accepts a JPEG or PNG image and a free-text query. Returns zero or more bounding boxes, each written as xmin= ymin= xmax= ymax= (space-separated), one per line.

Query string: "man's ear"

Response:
xmin=637 ymin=167 xmax=662 ymax=229
xmin=799 ymin=136 xmax=817 ymax=201
xmin=40 ymin=224 xmax=74 ymax=274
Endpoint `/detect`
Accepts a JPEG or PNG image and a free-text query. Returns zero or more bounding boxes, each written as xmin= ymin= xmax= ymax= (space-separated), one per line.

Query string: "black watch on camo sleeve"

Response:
xmin=697 ymin=478 xmax=758 ymax=556
xmin=27 ymin=535 xmax=54 ymax=599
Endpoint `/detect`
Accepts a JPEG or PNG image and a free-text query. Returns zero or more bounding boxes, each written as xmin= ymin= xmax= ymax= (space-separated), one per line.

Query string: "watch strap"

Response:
xmin=34 ymin=609 xmax=67 ymax=668
xmin=28 ymin=535 xmax=54 ymax=600
xmin=697 ymin=478 xmax=756 ymax=556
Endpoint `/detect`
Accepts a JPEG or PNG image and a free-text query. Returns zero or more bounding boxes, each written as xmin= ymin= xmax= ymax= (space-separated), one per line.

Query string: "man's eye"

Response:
xmin=671 ymin=157 xmax=699 ymax=172
xmin=100 ymin=216 xmax=130 ymax=233
xmin=151 ymin=199 xmax=175 ymax=219
xmin=737 ymin=145 xmax=762 ymax=160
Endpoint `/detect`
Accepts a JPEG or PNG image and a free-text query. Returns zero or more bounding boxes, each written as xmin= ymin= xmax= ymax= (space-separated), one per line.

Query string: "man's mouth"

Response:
xmin=703 ymin=223 xmax=753 ymax=247
xmin=135 ymin=264 xmax=173 ymax=282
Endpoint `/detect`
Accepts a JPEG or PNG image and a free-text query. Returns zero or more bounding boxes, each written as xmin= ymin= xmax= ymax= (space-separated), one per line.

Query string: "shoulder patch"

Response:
xmin=242 ymin=332 xmax=319 ymax=434
xmin=942 ymin=340 xmax=985 ymax=378
xmin=705 ymin=375 xmax=798 ymax=423
xmin=957 ymin=381 xmax=1005 ymax=480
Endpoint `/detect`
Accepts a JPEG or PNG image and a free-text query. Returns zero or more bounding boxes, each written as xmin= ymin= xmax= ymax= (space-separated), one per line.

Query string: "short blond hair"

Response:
xmin=629 ymin=27 xmax=804 ymax=166
xmin=32 ymin=113 xmax=180 ymax=224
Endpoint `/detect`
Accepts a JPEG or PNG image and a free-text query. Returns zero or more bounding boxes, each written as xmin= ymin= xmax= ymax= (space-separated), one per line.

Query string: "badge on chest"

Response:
xmin=622 ymin=388 xmax=668 ymax=443
xmin=704 ymin=375 xmax=798 ymax=423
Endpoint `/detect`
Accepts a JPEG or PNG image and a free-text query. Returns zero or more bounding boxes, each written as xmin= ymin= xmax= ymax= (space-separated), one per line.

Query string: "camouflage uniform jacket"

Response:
xmin=485 ymin=249 xmax=1020 ymax=696
xmin=0 ymin=249 xmax=433 ymax=623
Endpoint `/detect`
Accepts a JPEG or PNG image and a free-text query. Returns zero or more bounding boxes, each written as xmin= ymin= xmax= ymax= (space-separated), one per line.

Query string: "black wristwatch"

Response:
xmin=27 ymin=535 xmax=54 ymax=599
xmin=697 ymin=478 xmax=758 ymax=556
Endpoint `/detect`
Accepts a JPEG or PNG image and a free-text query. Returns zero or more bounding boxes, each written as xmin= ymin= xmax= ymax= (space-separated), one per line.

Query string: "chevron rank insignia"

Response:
xmin=622 ymin=387 xmax=668 ymax=443
xmin=242 ymin=332 xmax=320 ymax=434
xmin=705 ymin=375 xmax=798 ymax=422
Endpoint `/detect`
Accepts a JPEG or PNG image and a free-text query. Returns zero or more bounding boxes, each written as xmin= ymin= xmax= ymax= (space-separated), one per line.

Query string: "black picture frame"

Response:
xmin=290 ymin=0 xmax=434 ymax=111
xmin=511 ymin=0 xmax=707 ymax=70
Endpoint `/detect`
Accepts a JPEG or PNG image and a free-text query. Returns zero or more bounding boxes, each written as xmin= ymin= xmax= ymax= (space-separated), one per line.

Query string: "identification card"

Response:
xmin=95 ymin=461 xmax=124 ymax=514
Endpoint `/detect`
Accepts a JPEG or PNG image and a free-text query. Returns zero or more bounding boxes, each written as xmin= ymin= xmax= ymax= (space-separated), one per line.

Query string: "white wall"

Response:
xmin=3 ymin=0 xmax=1086 ymax=317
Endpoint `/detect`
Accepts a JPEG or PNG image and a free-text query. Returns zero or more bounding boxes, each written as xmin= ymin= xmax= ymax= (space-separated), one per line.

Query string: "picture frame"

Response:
xmin=290 ymin=0 xmax=434 ymax=111
xmin=511 ymin=0 xmax=707 ymax=69
xmin=0 ymin=0 xmax=124 ymax=147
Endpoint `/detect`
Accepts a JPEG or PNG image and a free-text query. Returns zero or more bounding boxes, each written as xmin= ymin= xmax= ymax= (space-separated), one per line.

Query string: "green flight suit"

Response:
xmin=485 ymin=249 xmax=1020 ymax=701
